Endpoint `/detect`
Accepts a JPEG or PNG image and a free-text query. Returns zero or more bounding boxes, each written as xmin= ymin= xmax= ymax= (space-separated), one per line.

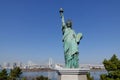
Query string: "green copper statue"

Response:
xmin=59 ymin=8 xmax=83 ymax=68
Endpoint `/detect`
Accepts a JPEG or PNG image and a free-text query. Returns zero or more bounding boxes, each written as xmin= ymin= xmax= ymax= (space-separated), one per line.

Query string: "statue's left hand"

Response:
xmin=76 ymin=33 xmax=83 ymax=44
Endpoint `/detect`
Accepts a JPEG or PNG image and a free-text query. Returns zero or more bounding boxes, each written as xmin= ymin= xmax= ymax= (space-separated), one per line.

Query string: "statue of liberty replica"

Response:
xmin=59 ymin=8 xmax=83 ymax=68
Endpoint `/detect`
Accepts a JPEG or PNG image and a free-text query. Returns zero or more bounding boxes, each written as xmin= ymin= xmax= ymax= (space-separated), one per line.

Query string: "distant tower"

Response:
xmin=48 ymin=58 xmax=52 ymax=68
xmin=0 ymin=64 xmax=2 ymax=69
xmin=13 ymin=62 xmax=17 ymax=68
xmin=6 ymin=62 xmax=10 ymax=69
xmin=17 ymin=62 xmax=22 ymax=68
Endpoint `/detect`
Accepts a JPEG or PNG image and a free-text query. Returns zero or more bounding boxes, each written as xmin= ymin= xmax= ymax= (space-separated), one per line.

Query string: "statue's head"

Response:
xmin=66 ymin=20 xmax=72 ymax=28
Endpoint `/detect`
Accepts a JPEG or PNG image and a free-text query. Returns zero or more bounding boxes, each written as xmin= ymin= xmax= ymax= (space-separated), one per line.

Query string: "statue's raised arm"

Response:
xmin=59 ymin=8 xmax=67 ymax=32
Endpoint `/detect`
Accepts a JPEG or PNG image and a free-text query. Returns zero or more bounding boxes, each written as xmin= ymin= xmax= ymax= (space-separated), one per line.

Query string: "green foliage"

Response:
xmin=103 ymin=54 xmax=120 ymax=72
xmin=36 ymin=75 xmax=49 ymax=80
xmin=100 ymin=54 xmax=120 ymax=80
xmin=0 ymin=69 xmax=8 ymax=80
xmin=22 ymin=77 xmax=27 ymax=80
xmin=9 ymin=67 xmax=22 ymax=80
xmin=0 ymin=67 xmax=50 ymax=80
xmin=87 ymin=73 xmax=94 ymax=80
xmin=0 ymin=67 xmax=22 ymax=80
xmin=100 ymin=74 xmax=107 ymax=80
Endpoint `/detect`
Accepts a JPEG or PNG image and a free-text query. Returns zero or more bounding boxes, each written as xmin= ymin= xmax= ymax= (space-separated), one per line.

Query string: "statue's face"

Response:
xmin=66 ymin=21 xmax=72 ymax=28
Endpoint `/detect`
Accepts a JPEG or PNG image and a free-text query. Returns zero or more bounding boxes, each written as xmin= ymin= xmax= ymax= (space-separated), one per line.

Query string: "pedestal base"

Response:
xmin=57 ymin=68 xmax=89 ymax=80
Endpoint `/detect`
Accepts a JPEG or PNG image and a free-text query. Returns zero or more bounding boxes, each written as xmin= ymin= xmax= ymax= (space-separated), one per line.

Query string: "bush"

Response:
xmin=22 ymin=77 xmax=27 ymax=80
xmin=36 ymin=75 xmax=49 ymax=80
xmin=100 ymin=54 xmax=120 ymax=80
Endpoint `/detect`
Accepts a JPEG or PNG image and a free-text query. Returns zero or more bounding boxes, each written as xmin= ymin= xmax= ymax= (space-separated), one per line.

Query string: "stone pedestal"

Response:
xmin=57 ymin=68 xmax=89 ymax=80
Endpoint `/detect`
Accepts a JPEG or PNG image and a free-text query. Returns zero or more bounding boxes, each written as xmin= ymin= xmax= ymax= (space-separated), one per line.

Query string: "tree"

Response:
xmin=9 ymin=67 xmax=22 ymax=80
xmin=0 ymin=69 xmax=8 ymax=80
xmin=100 ymin=54 xmax=120 ymax=80
xmin=0 ymin=67 xmax=22 ymax=80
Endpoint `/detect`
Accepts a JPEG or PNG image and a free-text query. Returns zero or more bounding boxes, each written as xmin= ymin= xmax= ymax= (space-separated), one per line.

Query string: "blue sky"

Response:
xmin=0 ymin=0 xmax=120 ymax=65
